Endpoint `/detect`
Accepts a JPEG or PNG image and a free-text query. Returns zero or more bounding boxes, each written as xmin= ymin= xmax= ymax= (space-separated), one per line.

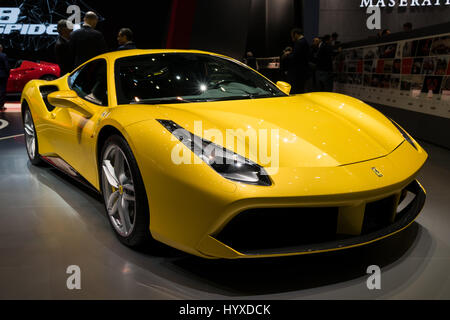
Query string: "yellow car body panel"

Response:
xmin=21 ymin=49 xmax=427 ymax=259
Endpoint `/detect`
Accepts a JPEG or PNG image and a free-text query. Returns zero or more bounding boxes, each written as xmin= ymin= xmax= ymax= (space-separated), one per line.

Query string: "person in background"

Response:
xmin=69 ymin=11 xmax=107 ymax=68
xmin=307 ymin=37 xmax=321 ymax=91
xmin=283 ymin=28 xmax=310 ymax=94
xmin=381 ymin=29 xmax=391 ymax=37
xmin=403 ymin=22 xmax=413 ymax=32
xmin=117 ymin=28 xmax=137 ymax=50
xmin=280 ymin=46 xmax=292 ymax=82
xmin=310 ymin=37 xmax=321 ymax=60
xmin=0 ymin=44 xmax=10 ymax=111
xmin=244 ymin=51 xmax=257 ymax=70
xmin=316 ymin=34 xmax=334 ymax=92
xmin=55 ymin=19 xmax=74 ymax=76
xmin=331 ymin=32 xmax=340 ymax=46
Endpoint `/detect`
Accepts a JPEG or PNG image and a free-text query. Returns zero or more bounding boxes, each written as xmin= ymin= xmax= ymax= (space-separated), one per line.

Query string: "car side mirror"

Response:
xmin=47 ymin=90 xmax=94 ymax=118
xmin=276 ymin=81 xmax=291 ymax=95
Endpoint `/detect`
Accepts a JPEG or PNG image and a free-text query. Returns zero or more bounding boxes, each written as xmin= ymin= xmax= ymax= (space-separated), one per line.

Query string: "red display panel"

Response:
xmin=402 ymin=58 xmax=413 ymax=74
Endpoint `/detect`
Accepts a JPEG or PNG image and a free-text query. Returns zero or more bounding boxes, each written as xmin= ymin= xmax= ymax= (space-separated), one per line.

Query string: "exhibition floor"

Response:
xmin=1 ymin=106 xmax=450 ymax=299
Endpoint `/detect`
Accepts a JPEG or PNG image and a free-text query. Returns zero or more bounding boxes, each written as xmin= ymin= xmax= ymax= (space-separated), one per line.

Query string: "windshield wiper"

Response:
xmin=198 ymin=95 xmax=254 ymax=102
xmin=247 ymin=93 xmax=281 ymax=99
xmin=130 ymin=94 xmax=278 ymax=105
xmin=131 ymin=98 xmax=192 ymax=105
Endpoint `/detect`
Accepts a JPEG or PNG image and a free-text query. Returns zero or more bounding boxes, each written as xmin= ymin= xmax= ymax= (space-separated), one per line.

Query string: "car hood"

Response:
xmin=128 ymin=92 xmax=403 ymax=168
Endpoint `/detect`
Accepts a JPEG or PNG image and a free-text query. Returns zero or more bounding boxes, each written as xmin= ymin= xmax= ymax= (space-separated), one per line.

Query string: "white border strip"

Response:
xmin=0 ymin=134 xmax=24 ymax=141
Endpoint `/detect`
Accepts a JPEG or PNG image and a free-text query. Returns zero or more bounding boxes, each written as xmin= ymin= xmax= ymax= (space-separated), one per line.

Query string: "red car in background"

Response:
xmin=7 ymin=60 xmax=60 ymax=94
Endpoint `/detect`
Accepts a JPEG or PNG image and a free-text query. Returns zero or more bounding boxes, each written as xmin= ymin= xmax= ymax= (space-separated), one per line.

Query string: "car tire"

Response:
xmin=100 ymin=134 xmax=153 ymax=247
xmin=23 ymin=106 xmax=45 ymax=166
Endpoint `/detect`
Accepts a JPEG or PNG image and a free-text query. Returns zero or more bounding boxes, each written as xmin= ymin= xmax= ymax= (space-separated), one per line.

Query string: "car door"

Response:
xmin=19 ymin=61 xmax=39 ymax=88
xmin=47 ymin=58 xmax=108 ymax=180
xmin=7 ymin=60 xmax=22 ymax=93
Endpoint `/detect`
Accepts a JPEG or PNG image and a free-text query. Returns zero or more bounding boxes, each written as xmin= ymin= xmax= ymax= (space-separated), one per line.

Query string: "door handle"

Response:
xmin=50 ymin=113 xmax=56 ymax=119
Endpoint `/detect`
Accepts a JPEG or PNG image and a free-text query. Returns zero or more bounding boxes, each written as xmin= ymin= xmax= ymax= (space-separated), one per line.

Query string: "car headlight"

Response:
xmin=389 ymin=119 xmax=417 ymax=150
xmin=157 ymin=119 xmax=272 ymax=186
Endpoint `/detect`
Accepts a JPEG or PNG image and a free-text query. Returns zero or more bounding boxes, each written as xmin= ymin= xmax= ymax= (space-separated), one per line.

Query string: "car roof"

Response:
xmin=71 ymin=49 xmax=255 ymax=82
xmin=95 ymin=49 xmax=231 ymax=61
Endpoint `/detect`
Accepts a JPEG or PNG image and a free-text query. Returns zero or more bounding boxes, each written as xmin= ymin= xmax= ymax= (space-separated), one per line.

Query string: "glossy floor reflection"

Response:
xmin=0 ymin=109 xmax=450 ymax=299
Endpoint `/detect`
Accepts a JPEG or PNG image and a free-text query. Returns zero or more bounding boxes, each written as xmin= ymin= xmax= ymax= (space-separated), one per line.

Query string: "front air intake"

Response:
xmin=215 ymin=207 xmax=339 ymax=254
xmin=39 ymin=85 xmax=59 ymax=112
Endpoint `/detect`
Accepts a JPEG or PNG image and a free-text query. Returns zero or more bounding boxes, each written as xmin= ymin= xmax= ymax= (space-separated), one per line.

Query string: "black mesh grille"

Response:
xmin=215 ymin=207 xmax=339 ymax=253
xmin=361 ymin=196 xmax=396 ymax=234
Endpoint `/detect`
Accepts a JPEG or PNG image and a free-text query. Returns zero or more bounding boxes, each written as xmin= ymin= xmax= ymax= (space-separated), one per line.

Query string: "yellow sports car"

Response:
xmin=21 ymin=49 xmax=427 ymax=259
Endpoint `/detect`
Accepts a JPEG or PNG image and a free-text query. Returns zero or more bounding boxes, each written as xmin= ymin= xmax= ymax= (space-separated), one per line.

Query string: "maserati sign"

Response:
xmin=360 ymin=0 xmax=450 ymax=6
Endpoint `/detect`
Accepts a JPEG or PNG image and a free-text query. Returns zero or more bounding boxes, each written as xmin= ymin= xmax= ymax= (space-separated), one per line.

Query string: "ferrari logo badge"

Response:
xmin=372 ymin=167 xmax=383 ymax=177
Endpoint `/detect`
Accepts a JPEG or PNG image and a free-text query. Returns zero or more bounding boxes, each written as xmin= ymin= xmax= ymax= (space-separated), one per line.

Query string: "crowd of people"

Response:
xmin=378 ymin=22 xmax=413 ymax=38
xmin=247 ymin=22 xmax=415 ymax=96
xmin=54 ymin=11 xmax=136 ymax=76
xmin=278 ymin=28 xmax=340 ymax=94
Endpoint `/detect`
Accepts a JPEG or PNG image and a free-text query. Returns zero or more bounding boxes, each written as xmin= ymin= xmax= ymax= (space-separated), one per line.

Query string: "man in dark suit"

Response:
xmin=284 ymin=28 xmax=310 ymax=94
xmin=0 ymin=44 xmax=10 ymax=111
xmin=69 ymin=11 xmax=107 ymax=68
xmin=55 ymin=20 xmax=74 ymax=76
xmin=316 ymin=35 xmax=334 ymax=92
xmin=331 ymin=32 xmax=341 ymax=47
xmin=117 ymin=28 xmax=137 ymax=50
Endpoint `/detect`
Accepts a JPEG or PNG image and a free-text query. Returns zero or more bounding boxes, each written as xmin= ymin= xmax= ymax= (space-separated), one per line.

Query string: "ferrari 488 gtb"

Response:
xmin=21 ymin=50 xmax=427 ymax=259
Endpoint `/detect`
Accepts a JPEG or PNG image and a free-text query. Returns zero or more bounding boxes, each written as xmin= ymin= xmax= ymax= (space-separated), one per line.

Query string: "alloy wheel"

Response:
xmin=101 ymin=144 xmax=137 ymax=237
xmin=24 ymin=110 xmax=36 ymax=160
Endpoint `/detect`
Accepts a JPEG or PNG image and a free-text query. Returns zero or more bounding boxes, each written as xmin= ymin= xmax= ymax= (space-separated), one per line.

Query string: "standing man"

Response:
xmin=331 ymin=33 xmax=340 ymax=47
xmin=117 ymin=28 xmax=137 ymax=50
xmin=316 ymin=35 xmax=334 ymax=92
xmin=55 ymin=20 xmax=74 ymax=76
xmin=0 ymin=44 xmax=10 ymax=111
xmin=280 ymin=47 xmax=292 ymax=82
xmin=69 ymin=11 xmax=107 ymax=68
xmin=307 ymin=37 xmax=321 ymax=92
xmin=284 ymin=28 xmax=310 ymax=94
xmin=244 ymin=51 xmax=257 ymax=70
xmin=403 ymin=22 xmax=413 ymax=32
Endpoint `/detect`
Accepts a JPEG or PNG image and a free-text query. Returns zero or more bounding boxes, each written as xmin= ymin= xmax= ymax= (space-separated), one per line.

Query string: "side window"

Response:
xmin=68 ymin=59 xmax=108 ymax=106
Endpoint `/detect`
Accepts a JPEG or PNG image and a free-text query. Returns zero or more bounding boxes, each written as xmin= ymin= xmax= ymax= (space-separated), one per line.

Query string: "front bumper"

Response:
xmin=196 ymin=179 xmax=425 ymax=258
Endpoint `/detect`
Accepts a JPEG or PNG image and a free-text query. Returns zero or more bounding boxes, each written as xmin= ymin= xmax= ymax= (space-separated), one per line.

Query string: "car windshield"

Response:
xmin=115 ymin=53 xmax=286 ymax=105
